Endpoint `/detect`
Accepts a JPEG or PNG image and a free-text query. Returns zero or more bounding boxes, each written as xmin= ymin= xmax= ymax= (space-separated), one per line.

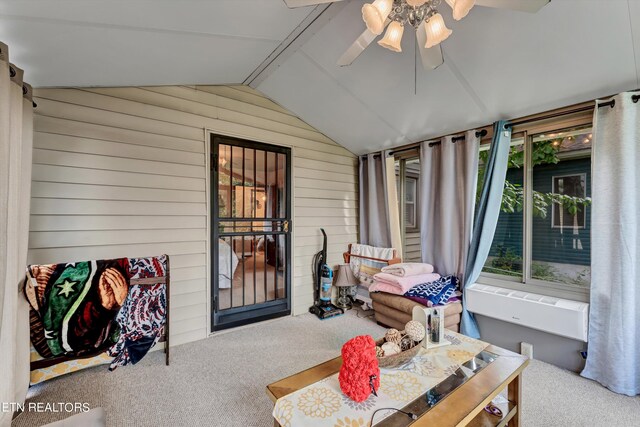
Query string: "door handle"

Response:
xmin=283 ymin=220 xmax=290 ymax=233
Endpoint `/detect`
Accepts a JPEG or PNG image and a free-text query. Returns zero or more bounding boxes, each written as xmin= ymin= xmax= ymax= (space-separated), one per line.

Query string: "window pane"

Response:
xmin=406 ymin=178 xmax=416 ymax=203
xmin=218 ymin=144 xmax=231 ymax=217
xmin=405 ymin=178 xmax=417 ymax=228
xmin=531 ymin=129 xmax=591 ymax=287
xmin=480 ymin=139 xmax=525 ymax=278
xmin=552 ymin=175 xmax=586 ymax=227
xmin=406 ymin=202 xmax=415 ymax=228
xmin=396 ymin=158 xmax=422 ymax=262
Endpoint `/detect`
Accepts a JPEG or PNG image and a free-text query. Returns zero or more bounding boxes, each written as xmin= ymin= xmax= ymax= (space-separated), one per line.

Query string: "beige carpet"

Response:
xmin=13 ymin=310 xmax=640 ymax=427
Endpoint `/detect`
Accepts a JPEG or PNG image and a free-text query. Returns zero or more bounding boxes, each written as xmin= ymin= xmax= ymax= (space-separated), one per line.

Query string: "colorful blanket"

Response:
xmin=348 ymin=244 xmax=395 ymax=287
xmin=108 ymin=255 xmax=167 ymax=370
xmin=24 ymin=258 xmax=130 ymax=358
xmin=404 ymin=275 xmax=459 ymax=306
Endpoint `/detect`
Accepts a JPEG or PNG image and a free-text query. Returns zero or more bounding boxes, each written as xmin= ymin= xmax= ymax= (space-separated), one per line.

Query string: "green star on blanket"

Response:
xmin=56 ymin=279 xmax=77 ymax=298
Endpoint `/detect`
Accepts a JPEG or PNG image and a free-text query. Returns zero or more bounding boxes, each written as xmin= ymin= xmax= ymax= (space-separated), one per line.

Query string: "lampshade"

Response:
xmin=452 ymin=0 xmax=475 ymax=21
xmin=334 ymin=264 xmax=358 ymax=287
xmin=378 ymin=21 xmax=404 ymax=53
xmin=406 ymin=0 xmax=428 ymax=6
xmin=424 ymin=13 xmax=452 ymax=48
xmin=361 ymin=0 xmax=393 ymax=35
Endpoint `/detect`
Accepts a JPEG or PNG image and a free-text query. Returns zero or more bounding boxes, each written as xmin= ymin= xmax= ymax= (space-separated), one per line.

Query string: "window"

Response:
xmin=479 ymin=127 xmax=592 ymax=294
xmin=404 ymin=176 xmax=417 ymax=229
xmin=395 ymin=171 xmax=419 ymax=230
xmin=479 ymin=138 xmax=525 ymax=278
xmin=551 ymin=174 xmax=586 ymax=228
xmin=395 ymin=157 xmax=422 ymax=262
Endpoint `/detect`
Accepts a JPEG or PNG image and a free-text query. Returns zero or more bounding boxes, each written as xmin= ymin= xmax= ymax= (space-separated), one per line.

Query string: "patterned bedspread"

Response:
xmin=107 ymin=255 xmax=167 ymax=370
xmin=25 ymin=254 xmax=168 ymax=376
xmin=24 ymin=258 xmax=130 ymax=358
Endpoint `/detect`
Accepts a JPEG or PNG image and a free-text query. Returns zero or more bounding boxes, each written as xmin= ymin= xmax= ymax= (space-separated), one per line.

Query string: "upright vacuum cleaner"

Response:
xmin=309 ymin=228 xmax=344 ymax=320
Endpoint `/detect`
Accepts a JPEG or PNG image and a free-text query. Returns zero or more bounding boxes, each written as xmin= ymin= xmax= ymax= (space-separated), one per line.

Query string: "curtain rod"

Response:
xmin=427 ymin=129 xmax=488 ymax=148
xmin=8 ymin=64 xmax=37 ymax=108
xmin=364 ymin=90 xmax=639 ymax=159
xmin=386 ymin=129 xmax=488 ymax=156
xmin=505 ymin=90 xmax=639 ymax=129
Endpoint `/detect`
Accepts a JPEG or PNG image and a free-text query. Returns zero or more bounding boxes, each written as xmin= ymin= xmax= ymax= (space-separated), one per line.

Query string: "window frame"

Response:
xmin=404 ymin=174 xmax=419 ymax=232
xmin=395 ymin=158 xmax=421 ymax=258
xmin=550 ymin=172 xmax=587 ymax=229
xmin=477 ymin=118 xmax=592 ymax=302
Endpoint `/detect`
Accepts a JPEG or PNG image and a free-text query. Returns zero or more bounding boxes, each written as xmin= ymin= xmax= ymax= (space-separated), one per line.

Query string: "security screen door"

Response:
xmin=211 ymin=134 xmax=291 ymax=331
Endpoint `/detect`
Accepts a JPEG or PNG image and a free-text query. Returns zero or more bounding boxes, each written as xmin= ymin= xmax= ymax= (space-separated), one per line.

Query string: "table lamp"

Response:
xmin=334 ymin=264 xmax=358 ymax=309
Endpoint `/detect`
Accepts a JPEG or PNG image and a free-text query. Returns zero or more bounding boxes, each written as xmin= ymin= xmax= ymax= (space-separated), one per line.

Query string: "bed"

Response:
xmin=219 ymin=238 xmax=239 ymax=289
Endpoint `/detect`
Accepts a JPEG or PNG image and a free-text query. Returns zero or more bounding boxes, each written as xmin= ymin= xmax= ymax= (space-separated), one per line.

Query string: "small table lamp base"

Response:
xmin=335 ymin=286 xmax=353 ymax=309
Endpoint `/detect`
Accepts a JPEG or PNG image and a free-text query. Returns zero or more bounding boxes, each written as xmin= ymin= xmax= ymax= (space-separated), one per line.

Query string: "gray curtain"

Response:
xmin=0 ymin=41 xmax=34 ymax=427
xmin=359 ymin=153 xmax=392 ymax=248
xmin=581 ymin=92 xmax=640 ymax=396
xmin=419 ymin=131 xmax=479 ymax=277
xmin=462 ymin=121 xmax=512 ymax=338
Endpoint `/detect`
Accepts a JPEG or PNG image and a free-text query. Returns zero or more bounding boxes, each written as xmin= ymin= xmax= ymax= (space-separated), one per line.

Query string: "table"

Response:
xmin=266 ymin=344 xmax=528 ymax=427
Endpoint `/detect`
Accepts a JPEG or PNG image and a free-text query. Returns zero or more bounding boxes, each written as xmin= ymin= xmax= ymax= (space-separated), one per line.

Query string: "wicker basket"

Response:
xmin=375 ymin=338 xmax=423 ymax=369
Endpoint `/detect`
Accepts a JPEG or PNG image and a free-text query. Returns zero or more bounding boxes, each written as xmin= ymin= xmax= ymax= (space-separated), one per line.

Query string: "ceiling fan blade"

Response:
xmin=474 ymin=0 xmax=550 ymax=13
xmin=416 ymin=22 xmax=444 ymax=70
xmin=282 ymin=0 xmax=343 ymax=8
xmin=337 ymin=28 xmax=378 ymax=66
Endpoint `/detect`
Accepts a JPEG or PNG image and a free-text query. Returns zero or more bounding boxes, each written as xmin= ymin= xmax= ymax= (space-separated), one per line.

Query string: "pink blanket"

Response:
xmin=369 ymin=272 xmax=441 ymax=295
xmin=381 ymin=262 xmax=434 ymax=277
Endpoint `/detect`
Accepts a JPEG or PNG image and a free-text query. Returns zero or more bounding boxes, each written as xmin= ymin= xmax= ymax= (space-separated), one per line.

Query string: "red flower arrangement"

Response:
xmin=338 ymin=335 xmax=380 ymax=402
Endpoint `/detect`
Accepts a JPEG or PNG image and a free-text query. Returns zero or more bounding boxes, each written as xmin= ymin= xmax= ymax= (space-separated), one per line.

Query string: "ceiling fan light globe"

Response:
xmin=424 ymin=13 xmax=452 ymax=48
xmin=406 ymin=0 xmax=428 ymax=6
xmin=361 ymin=0 xmax=393 ymax=35
xmin=452 ymin=0 xmax=475 ymax=20
xmin=377 ymin=20 xmax=404 ymax=52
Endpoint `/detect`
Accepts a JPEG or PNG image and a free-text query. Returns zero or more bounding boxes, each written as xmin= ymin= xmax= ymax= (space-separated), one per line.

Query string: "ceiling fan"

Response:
xmin=283 ymin=0 xmax=550 ymax=71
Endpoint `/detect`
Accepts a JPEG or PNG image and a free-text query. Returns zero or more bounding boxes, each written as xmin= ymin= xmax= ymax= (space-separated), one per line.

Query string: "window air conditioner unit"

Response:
xmin=466 ymin=283 xmax=589 ymax=342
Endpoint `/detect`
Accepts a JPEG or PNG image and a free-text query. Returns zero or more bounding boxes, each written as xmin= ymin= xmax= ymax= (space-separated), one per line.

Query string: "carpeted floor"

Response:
xmin=13 ymin=309 xmax=640 ymax=427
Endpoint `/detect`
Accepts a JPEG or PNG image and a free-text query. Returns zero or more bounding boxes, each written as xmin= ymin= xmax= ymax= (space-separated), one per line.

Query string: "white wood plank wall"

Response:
xmin=404 ymin=231 xmax=422 ymax=262
xmin=29 ymin=85 xmax=358 ymax=346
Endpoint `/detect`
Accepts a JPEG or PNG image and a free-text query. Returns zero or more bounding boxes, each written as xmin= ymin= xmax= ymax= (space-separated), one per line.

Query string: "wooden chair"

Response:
xmin=342 ymin=243 xmax=402 ymax=265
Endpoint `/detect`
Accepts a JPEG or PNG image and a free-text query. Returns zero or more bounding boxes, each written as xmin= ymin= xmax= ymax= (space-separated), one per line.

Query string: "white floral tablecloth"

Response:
xmin=273 ymin=331 xmax=488 ymax=427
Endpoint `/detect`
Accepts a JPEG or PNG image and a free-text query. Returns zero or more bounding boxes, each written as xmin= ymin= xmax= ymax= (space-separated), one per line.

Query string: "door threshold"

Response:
xmin=208 ymin=312 xmax=293 ymax=337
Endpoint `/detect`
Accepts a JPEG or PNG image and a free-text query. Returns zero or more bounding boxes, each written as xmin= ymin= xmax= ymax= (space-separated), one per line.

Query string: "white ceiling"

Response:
xmin=257 ymin=0 xmax=640 ymax=154
xmin=1 ymin=0 xmax=639 ymax=154
xmin=0 ymin=0 xmax=311 ymax=87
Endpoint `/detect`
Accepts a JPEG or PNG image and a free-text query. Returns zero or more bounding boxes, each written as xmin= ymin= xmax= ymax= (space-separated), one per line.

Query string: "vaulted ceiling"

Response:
xmin=0 ymin=0 xmax=311 ymax=86
xmin=2 ymin=0 xmax=639 ymax=154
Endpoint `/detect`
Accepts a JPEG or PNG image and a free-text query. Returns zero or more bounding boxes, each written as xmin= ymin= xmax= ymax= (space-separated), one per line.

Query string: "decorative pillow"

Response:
xmin=338 ymin=335 xmax=380 ymax=402
xmin=404 ymin=275 xmax=459 ymax=306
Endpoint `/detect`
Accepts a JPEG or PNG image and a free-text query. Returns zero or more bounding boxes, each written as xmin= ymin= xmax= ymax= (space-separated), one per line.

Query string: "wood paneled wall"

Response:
xmin=29 ymin=85 xmax=358 ymax=346
xmin=404 ymin=231 xmax=422 ymax=263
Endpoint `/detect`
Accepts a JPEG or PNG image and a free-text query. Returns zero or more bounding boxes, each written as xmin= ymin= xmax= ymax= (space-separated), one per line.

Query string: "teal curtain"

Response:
xmin=461 ymin=120 xmax=512 ymax=338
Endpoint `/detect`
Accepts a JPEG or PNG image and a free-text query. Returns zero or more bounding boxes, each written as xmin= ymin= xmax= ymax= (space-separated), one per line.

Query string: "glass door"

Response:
xmin=211 ymin=134 xmax=291 ymax=331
